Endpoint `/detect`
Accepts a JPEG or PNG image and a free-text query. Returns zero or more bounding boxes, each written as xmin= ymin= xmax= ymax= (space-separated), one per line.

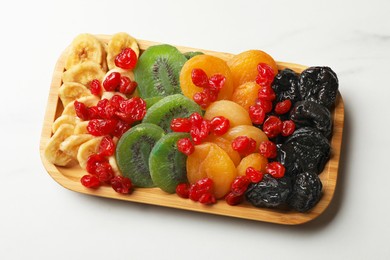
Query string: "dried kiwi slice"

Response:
xmin=142 ymin=94 xmax=202 ymax=132
xmin=183 ymin=51 xmax=204 ymax=60
xmin=116 ymin=123 xmax=165 ymax=187
xmin=134 ymin=44 xmax=187 ymax=98
xmin=149 ymin=132 xmax=189 ymax=193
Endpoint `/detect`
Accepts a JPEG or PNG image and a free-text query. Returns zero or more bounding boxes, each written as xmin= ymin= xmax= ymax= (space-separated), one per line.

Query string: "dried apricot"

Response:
xmin=186 ymin=142 xmax=237 ymax=199
xmin=231 ymin=81 xmax=261 ymax=110
xmin=227 ymin=50 xmax=278 ymax=88
xmin=203 ymin=100 xmax=252 ymax=127
xmin=180 ymin=55 xmax=234 ymax=106
xmin=236 ymin=153 xmax=268 ymax=176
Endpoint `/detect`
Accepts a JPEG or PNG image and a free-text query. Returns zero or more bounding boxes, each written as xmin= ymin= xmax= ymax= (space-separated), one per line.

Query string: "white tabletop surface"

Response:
xmin=1 ymin=0 xmax=389 ymax=259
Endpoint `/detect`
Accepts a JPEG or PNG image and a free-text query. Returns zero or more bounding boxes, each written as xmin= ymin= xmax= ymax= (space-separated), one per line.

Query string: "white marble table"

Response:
xmin=1 ymin=0 xmax=389 ymax=259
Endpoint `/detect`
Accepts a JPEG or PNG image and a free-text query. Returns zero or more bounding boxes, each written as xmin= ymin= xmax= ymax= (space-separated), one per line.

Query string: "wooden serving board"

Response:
xmin=39 ymin=35 xmax=344 ymax=225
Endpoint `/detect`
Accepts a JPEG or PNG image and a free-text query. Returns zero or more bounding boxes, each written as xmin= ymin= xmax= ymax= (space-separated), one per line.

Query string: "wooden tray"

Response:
xmin=39 ymin=35 xmax=344 ymax=225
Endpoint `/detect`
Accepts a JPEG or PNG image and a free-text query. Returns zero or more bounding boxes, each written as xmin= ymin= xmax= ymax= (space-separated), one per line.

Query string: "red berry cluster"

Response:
xmin=171 ymin=112 xmax=230 ymax=156
xmin=102 ymin=72 xmax=138 ymax=95
xmin=80 ymin=136 xmax=133 ymax=194
xmin=191 ymin=68 xmax=226 ymax=108
xmin=248 ymin=63 xmax=296 ymax=139
xmin=74 ymin=95 xmax=146 ymax=138
xmin=176 ymin=178 xmax=216 ymax=205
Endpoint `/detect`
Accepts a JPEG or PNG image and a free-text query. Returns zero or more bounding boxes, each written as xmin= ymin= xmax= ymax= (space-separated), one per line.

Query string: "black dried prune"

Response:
xmin=287 ymin=171 xmax=322 ymax=212
xmin=245 ymin=174 xmax=291 ymax=208
xmin=299 ymin=66 xmax=338 ymax=109
xmin=290 ymin=100 xmax=332 ymax=139
xmin=271 ymin=69 xmax=300 ymax=104
xmin=277 ymin=127 xmax=331 ymax=177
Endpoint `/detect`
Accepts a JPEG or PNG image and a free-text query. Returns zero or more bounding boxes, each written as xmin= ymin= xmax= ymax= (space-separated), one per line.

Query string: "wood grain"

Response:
xmin=39 ymin=35 xmax=344 ymax=225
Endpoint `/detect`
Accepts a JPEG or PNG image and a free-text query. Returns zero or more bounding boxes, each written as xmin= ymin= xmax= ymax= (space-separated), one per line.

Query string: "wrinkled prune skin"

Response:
xmin=271 ymin=69 xmax=300 ymax=104
xmin=290 ymin=100 xmax=332 ymax=139
xmin=299 ymin=66 xmax=338 ymax=109
xmin=287 ymin=171 xmax=322 ymax=212
xmin=277 ymin=127 xmax=330 ymax=177
xmin=245 ymin=174 xmax=291 ymax=208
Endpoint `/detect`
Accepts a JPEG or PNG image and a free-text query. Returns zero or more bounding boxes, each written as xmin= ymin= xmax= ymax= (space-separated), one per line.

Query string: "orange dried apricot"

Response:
xmin=222 ymin=125 xmax=268 ymax=154
xmin=227 ymin=50 xmax=278 ymax=88
xmin=236 ymin=153 xmax=268 ymax=176
xmin=231 ymin=81 xmax=261 ymax=110
xmin=205 ymin=135 xmax=241 ymax=166
xmin=186 ymin=142 xmax=237 ymax=199
xmin=180 ymin=55 xmax=234 ymax=104
xmin=203 ymin=100 xmax=252 ymax=127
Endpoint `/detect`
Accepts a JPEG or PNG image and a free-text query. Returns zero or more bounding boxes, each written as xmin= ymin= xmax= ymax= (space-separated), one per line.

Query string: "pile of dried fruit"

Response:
xmin=45 ymin=32 xmax=338 ymax=212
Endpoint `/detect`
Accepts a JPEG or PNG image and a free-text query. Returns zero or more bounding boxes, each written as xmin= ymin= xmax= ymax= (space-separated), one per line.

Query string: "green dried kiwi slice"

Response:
xmin=149 ymin=132 xmax=190 ymax=193
xmin=142 ymin=94 xmax=202 ymax=132
xmin=134 ymin=44 xmax=187 ymax=98
xmin=116 ymin=123 xmax=165 ymax=187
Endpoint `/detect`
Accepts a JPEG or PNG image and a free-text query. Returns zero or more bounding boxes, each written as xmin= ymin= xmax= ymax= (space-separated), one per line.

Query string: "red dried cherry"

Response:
xmin=119 ymin=76 xmax=137 ymax=95
xmin=258 ymin=85 xmax=276 ymax=101
xmin=275 ymin=99 xmax=292 ymax=115
xmin=109 ymin=94 xmax=126 ymax=109
xmin=256 ymin=99 xmax=273 ymax=113
xmin=86 ymin=154 xmax=106 ymax=175
xmin=103 ymin=72 xmax=121 ymax=91
xmin=189 ymin=178 xmax=214 ymax=201
xmin=245 ymin=167 xmax=264 ymax=183
xmin=281 ymin=120 xmax=296 ymax=137
xmin=176 ymin=183 xmax=190 ymax=198
xmin=87 ymin=119 xmax=118 ymax=136
xmin=208 ymin=74 xmax=226 ymax=91
xmin=98 ymin=136 xmax=115 ymax=157
xmin=265 ymin=162 xmax=285 ymax=178
xmin=95 ymin=162 xmax=114 ymax=183
xmin=90 ymin=79 xmax=102 ymax=96
xmin=190 ymin=119 xmax=210 ymax=145
xmin=210 ymin=116 xmax=230 ymax=135
xmin=170 ymin=118 xmax=192 ymax=132
xmin=112 ymin=120 xmax=131 ymax=138
xmin=111 ymin=176 xmax=133 ymax=194
xmin=256 ymin=63 xmax=275 ymax=86
xmin=74 ymin=100 xmax=90 ymax=120
xmin=198 ymin=192 xmax=216 ymax=205
xmin=262 ymin=116 xmax=283 ymax=138
xmin=259 ymin=140 xmax=277 ymax=158
xmin=191 ymin=68 xmax=209 ymax=88
xmin=189 ymin=112 xmax=203 ymax=128
xmin=225 ymin=192 xmax=244 ymax=206
xmin=97 ymin=99 xmax=116 ymax=119
xmin=249 ymin=104 xmax=265 ymax=125
xmin=177 ymin=138 xmax=194 ymax=156
xmin=81 ymin=174 xmax=100 ymax=188
xmin=115 ymin=48 xmax=137 ymax=70
xmin=231 ymin=176 xmax=251 ymax=196
xmin=116 ymin=97 xmax=146 ymax=124
xmin=231 ymin=136 xmax=257 ymax=156
xmin=193 ymin=91 xmax=210 ymax=109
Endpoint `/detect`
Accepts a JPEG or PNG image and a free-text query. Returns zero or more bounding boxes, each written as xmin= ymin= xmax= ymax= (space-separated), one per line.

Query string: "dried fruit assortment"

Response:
xmin=45 ymin=33 xmax=339 ymax=213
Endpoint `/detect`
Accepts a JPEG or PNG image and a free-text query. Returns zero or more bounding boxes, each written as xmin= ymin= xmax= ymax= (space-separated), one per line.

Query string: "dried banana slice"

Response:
xmin=59 ymin=82 xmax=91 ymax=106
xmin=59 ymin=134 xmax=94 ymax=158
xmin=74 ymin=121 xmax=89 ymax=134
xmin=106 ymin=32 xmax=139 ymax=70
xmin=52 ymin=115 xmax=80 ymax=133
xmin=108 ymin=155 xmax=121 ymax=175
xmin=101 ymin=91 xmax=127 ymax=100
xmin=44 ymin=124 xmax=75 ymax=166
xmin=65 ymin=33 xmax=106 ymax=70
xmin=62 ymin=95 xmax=99 ymax=117
xmin=62 ymin=61 xmax=105 ymax=86
xmin=77 ymin=137 xmax=103 ymax=170
xmin=103 ymin=67 xmax=135 ymax=82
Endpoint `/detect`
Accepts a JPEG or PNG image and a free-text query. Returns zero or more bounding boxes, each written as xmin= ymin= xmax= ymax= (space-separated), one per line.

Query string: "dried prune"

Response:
xmin=287 ymin=171 xmax=322 ymax=212
xmin=245 ymin=174 xmax=291 ymax=208
xmin=277 ymin=127 xmax=330 ymax=177
xmin=290 ymin=100 xmax=332 ymax=139
xmin=271 ymin=69 xmax=300 ymax=104
xmin=299 ymin=66 xmax=338 ymax=109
